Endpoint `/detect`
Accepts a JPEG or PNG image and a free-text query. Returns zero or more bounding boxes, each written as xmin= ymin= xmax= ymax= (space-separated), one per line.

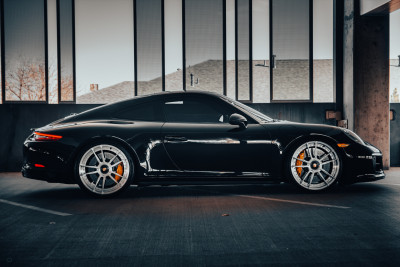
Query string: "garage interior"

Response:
xmin=1 ymin=0 xmax=400 ymax=265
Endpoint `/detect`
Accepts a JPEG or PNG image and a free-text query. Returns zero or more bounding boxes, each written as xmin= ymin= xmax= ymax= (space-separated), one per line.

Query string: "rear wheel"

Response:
xmin=286 ymin=140 xmax=342 ymax=191
xmin=75 ymin=142 xmax=134 ymax=197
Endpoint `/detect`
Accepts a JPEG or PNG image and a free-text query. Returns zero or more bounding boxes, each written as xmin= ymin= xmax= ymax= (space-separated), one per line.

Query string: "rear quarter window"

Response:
xmin=112 ymin=101 xmax=163 ymax=121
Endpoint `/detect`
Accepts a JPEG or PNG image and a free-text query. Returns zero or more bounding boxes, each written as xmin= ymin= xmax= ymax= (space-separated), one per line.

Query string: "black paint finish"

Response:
xmin=18 ymin=91 xmax=384 ymax=186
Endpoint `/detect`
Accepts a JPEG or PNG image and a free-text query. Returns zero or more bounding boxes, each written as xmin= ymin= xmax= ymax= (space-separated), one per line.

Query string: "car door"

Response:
xmin=111 ymin=100 xmax=175 ymax=174
xmin=161 ymin=95 xmax=276 ymax=175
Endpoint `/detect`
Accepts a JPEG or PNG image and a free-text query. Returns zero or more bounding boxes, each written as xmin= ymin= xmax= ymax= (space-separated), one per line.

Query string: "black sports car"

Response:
xmin=22 ymin=91 xmax=385 ymax=196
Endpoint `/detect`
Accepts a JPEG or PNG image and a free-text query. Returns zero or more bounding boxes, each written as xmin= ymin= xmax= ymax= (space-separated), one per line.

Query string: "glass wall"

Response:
xmin=58 ymin=0 xmax=75 ymax=102
xmin=226 ymin=0 xmax=236 ymax=100
xmin=271 ymin=0 xmax=310 ymax=101
xmin=390 ymin=9 xmax=400 ymax=103
xmin=0 ymin=0 xmax=337 ymax=105
xmin=165 ymin=0 xmax=183 ymax=91
xmin=236 ymin=0 xmax=251 ymax=101
xmin=135 ymin=0 xmax=163 ymax=96
xmin=184 ymin=0 xmax=224 ymax=94
xmin=47 ymin=0 xmax=58 ymax=104
xmin=313 ymin=0 xmax=333 ymax=103
xmin=75 ymin=0 xmax=134 ymax=104
xmin=252 ymin=0 xmax=270 ymax=103
xmin=4 ymin=0 xmax=47 ymax=102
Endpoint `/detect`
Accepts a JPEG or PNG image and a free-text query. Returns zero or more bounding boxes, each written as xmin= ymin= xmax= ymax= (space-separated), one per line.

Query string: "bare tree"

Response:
xmin=5 ymin=60 xmax=74 ymax=103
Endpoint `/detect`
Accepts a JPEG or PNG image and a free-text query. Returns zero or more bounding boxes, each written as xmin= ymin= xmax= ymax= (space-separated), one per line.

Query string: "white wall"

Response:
xmin=75 ymin=0 xmax=134 ymax=95
xmin=390 ymin=9 xmax=400 ymax=59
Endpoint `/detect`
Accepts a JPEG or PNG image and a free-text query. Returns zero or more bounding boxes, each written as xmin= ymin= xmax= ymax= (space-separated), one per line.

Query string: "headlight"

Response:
xmin=343 ymin=129 xmax=364 ymax=145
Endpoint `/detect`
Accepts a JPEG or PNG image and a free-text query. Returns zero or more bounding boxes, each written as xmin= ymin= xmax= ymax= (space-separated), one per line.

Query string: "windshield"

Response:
xmin=222 ymin=97 xmax=274 ymax=122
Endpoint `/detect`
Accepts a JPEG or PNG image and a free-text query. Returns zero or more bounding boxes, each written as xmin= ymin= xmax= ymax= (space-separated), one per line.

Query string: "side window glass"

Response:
xmin=163 ymin=98 xmax=231 ymax=123
xmin=114 ymin=101 xmax=163 ymax=121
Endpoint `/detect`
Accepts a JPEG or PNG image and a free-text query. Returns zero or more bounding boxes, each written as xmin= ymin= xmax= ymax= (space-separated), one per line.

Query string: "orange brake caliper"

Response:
xmin=114 ymin=163 xmax=124 ymax=182
xmin=296 ymin=151 xmax=305 ymax=176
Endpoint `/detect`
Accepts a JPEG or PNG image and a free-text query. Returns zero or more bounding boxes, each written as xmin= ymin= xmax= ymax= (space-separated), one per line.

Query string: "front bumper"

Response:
xmin=355 ymin=170 xmax=385 ymax=183
xmin=342 ymin=143 xmax=385 ymax=184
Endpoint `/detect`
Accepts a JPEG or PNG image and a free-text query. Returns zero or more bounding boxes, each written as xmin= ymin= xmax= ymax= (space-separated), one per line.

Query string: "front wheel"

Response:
xmin=285 ymin=140 xmax=342 ymax=191
xmin=75 ymin=142 xmax=134 ymax=197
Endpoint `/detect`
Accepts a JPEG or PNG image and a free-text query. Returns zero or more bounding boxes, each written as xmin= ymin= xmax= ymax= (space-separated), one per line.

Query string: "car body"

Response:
xmin=22 ymin=91 xmax=385 ymax=196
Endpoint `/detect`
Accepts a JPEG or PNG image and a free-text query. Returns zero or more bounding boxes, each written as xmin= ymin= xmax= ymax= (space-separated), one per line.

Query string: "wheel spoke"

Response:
xmin=293 ymin=157 xmax=307 ymax=163
xmin=108 ymin=176 xmax=122 ymax=188
xmin=83 ymin=170 xmax=98 ymax=176
xmin=306 ymin=143 xmax=312 ymax=158
xmin=314 ymin=142 xmax=318 ymax=158
xmin=291 ymin=165 xmax=307 ymax=168
xmin=108 ymin=154 xmax=118 ymax=164
xmin=111 ymin=171 xmax=123 ymax=177
xmin=321 ymin=168 xmax=334 ymax=178
xmin=322 ymin=159 xmax=336 ymax=165
xmin=93 ymin=175 xmax=102 ymax=191
xmin=102 ymin=176 xmax=106 ymax=192
xmin=308 ymin=173 xmax=315 ymax=187
xmin=317 ymin=172 xmax=329 ymax=185
xmin=100 ymin=145 xmax=106 ymax=162
xmin=91 ymin=148 xmax=102 ymax=163
xmin=80 ymin=164 xmax=97 ymax=168
xmin=300 ymin=170 xmax=310 ymax=184
xmin=111 ymin=161 xmax=122 ymax=167
xmin=320 ymin=151 xmax=334 ymax=162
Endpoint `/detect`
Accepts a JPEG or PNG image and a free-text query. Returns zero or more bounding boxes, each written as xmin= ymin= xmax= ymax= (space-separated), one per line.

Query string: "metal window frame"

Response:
xmin=1 ymin=0 xmax=49 ymax=104
xmin=182 ymin=0 xmax=227 ymax=95
xmin=235 ymin=0 xmax=253 ymax=103
xmin=57 ymin=0 xmax=76 ymax=104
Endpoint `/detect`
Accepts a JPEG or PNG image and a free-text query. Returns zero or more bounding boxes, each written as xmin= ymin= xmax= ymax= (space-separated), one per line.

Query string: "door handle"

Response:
xmin=165 ymin=136 xmax=188 ymax=142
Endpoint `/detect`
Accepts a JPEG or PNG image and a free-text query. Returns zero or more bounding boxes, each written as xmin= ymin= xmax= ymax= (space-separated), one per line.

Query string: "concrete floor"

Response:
xmin=1 ymin=170 xmax=400 ymax=266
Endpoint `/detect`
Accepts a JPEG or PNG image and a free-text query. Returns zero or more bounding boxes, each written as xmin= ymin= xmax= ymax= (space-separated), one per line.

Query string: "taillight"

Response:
xmin=33 ymin=132 xmax=63 ymax=141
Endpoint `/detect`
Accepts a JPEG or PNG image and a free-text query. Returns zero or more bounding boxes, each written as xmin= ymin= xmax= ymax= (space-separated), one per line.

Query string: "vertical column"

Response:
xmin=342 ymin=0 xmax=354 ymax=130
xmin=353 ymin=1 xmax=390 ymax=168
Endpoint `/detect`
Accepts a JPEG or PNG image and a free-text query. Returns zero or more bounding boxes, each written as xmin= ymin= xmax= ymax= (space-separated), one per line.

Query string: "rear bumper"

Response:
xmin=22 ymin=163 xmax=74 ymax=184
xmin=22 ymin=139 xmax=75 ymax=184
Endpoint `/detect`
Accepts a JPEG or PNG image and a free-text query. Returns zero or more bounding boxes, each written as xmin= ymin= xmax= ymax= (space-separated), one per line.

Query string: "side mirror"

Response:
xmin=229 ymin=113 xmax=248 ymax=129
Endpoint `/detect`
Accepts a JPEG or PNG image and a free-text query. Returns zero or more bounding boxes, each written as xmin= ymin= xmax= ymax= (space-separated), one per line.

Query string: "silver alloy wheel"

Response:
xmin=78 ymin=144 xmax=131 ymax=195
xmin=290 ymin=141 xmax=340 ymax=191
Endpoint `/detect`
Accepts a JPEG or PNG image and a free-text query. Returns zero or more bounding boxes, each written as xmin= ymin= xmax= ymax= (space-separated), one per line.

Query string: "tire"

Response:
xmin=74 ymin=142 xmax=134 ymax=197
xmin=284 ymin=140 xmax=342 ymax=192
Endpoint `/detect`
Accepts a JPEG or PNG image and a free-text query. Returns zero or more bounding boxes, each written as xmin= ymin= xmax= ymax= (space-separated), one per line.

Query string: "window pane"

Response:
xmin=59 ymin=0 xmax=74 ymax=102
xmin=313 ymin=0 xmax=333 ymax=103
xmin=226 ymin=0 xmax=236 ymax=100
xmin=164 ymin=98 xmax=230 ymax=123
xmin=4 ymin=0 xmax=46 ymax=101
xmin=185 ymin=0 xmax=224 ymax=93
xmin=75 ymin=0 xmax=134 ymax=104
xmin=136 ymin=0 xmax=162 ymax=96
xmin=252 ymin=0 xmax=270 ymax=103
xmin=114 ymin=102 xmax=163 ymax=121
xmin=48 ymin=0 xmax=58 ymax=103
xmin=390 ymin=9 xmax=400 ymax=103
xmin=237 ymin=0 xmax=251 ymax=101
xmin=165 ymin=0 xmax=183 ymax=91
xmin=272 ymin=0 xmax=310 ymax=101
